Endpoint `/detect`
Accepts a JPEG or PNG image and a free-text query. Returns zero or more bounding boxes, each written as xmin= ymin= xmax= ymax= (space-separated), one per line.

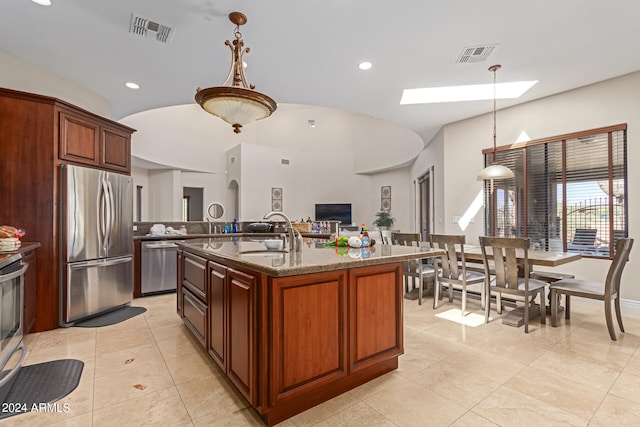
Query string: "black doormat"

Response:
xmin=0 ymin=359 xmax=83 ymax=420
xmin=74 ymin=306 xmax=147 ymax=328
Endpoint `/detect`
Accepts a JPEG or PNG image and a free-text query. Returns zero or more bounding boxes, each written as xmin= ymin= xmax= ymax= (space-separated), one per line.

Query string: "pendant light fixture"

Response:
xmin=477 ymin=64 xmax=514 ymax=180
xmin=195 ymin=12 xmax=277 ymax=134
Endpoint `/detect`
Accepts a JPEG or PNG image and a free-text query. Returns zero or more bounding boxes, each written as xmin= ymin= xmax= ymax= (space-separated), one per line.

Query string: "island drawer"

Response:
xmin=183 ymin=286 xmax=207 ymax=347
xmin=183 ymin=252 xmax=207 ymax=295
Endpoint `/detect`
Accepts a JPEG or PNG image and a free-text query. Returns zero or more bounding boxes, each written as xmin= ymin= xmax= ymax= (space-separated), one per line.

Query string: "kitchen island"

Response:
xmin=176 ymin=236 xmax=442 ymax=426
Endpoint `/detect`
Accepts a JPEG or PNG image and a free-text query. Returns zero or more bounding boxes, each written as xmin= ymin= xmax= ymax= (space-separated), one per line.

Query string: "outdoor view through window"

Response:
xmin=484 ymin=125 xmax=627 ymax=259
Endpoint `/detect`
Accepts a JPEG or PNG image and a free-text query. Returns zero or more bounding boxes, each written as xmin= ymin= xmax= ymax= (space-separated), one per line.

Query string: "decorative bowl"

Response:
xmin=264 ymin=239 xmax=284 ymax=250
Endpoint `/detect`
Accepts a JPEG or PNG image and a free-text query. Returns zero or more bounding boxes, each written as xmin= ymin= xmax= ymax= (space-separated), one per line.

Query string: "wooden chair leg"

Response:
xmin=565 ymin=295 xmax=571 ymax=320
xmin=433 ymin=274 xmax=440 ymax=309
xmin=524 ymin=296 xmax=530 ymax=333
xmin=539 ymin=291 xmax=546 ymax=325
xmin=484 ymin=281 xmax=491 ymax=324
xmin=551 ymin=289 xmax=558 ymax=327
xmin=615 ymin=296 xmax=625 ymax=333
xmin=604 ymin=299 xmax=617 ymax=341
xmin=461 ymin=286 xmax=467 ymax=316
xmin=496 ymin=293 xmax=502 ymax=314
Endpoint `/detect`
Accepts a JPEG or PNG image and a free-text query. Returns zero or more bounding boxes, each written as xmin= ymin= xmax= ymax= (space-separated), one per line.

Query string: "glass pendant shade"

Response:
xmin=196 ymin=87 xmax=277 ymax=133
xmin=477 ymin=163 xmax=514 ymax=180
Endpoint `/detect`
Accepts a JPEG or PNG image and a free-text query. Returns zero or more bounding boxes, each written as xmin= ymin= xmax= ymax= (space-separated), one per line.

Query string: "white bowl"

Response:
xmin=264 ymin=239 xmax=284 ymax=250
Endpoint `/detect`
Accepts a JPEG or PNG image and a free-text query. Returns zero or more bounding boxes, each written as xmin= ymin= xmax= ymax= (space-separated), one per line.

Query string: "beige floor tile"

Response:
xmin=176 ymin=372 xmax=247 ymax=419
xmin=92 ymin=386 xmax=191 ymax=427
xmin=314 ymin=401 xmax=396 ymax=426
xmin=164 ymin=347 xmax=218 ymax=385
xmin=471 ymin=327 xmax=550 ymax=365
xmin=474 ymin=386 xmax=588 ymax=426
xmin=93 ymin=343 xmax=166 ymax=379
xmin=608 ymin=370 xmax=640 ymax=404
xmin=30 ymin=327 xmax=96 ymax=350
xmin=412 ymin=361 xmax=503 ymax=409
xmin=443 ymin=346 xmax=527 ymax=384
xmin=449 ymin=411 xmax=499 ymax=427
xmin=155 ymin=328 xmax=203 ymax=359
xmin=191 ymin=405 xmax=265 ymax=427
xmin=93 ymin=355 xmax=175 ymax=409
xmin=285 ymin=389 xmax=362 ymax=426
xmin=150 ymin=321 xmax=194 ymax=343
xmin=95 ymin=325 xmax=156 ymax=354
xmin=505 ymin=365 xmax=607 ymax=420
xmin=25 ymin=339 xmax=96 ymax=365
xmin=589 ymin=393 xmax=640 ymax=426
xmin=347 ymin=370 xmax=417 ymax=402
xmin=363 ymin=381 xmax=466 ymax=426
xmin=531 ymin=345 xmax=621 ymax=391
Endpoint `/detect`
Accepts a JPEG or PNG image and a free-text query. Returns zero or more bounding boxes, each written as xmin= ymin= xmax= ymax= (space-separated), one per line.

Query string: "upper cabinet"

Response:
xmin=59 ymin=108 xmax=132 ymax=173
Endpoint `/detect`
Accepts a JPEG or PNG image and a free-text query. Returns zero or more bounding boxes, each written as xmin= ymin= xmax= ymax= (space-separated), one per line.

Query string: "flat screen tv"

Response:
xmin=315 ymin=203 xmax=352 ymax=225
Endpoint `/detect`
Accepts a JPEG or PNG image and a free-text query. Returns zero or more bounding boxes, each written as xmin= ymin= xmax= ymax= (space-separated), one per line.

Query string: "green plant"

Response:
xmin=373 ymin=210 xmax=395 ymax=228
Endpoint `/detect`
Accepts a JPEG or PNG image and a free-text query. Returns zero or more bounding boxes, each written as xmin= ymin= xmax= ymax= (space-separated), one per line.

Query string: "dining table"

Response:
xmin=457 ymin=244 xmax=582 ymax=327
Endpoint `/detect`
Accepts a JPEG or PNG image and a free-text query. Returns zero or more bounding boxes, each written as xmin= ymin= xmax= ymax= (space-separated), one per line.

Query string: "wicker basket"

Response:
xmin=291 ymin=223 xmax=312 ymax=233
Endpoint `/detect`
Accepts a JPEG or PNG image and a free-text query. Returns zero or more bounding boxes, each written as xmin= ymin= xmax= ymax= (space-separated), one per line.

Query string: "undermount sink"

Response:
xmin=239 ymin=250 xmax=288 ymax=257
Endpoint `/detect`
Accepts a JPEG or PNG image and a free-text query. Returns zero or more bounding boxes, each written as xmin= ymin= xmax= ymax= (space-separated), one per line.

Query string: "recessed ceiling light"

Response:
xmin=32 ymin=0 xmax=51 ymax=5
xmin=358 ymin=62 xmax=372 ymax=71
xmin=125 ymin=82 xmax=140 ymax=90
xmin=400 ymin=80 xmax=538 ymax=104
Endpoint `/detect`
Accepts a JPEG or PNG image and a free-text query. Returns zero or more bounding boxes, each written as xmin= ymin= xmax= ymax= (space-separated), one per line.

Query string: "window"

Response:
xmin=483 ymin=124 xmax=628 ymax=259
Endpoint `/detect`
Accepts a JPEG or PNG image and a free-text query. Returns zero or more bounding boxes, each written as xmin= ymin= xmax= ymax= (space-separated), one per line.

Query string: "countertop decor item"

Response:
xmin=195 ymin=11 xmax=277 ymax=134
xmin=477 ymin=64 xmax=515 ymax=180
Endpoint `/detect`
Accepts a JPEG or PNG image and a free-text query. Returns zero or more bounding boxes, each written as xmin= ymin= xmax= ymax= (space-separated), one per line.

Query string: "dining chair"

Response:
xmin=479 ymin=236 xmax=547 ymax=333
xmin=392 ymin=232 xmax=421 ymax=294
xmin=400 ymin=241 xmax=437 ymax=306
xmin=550 ymin=238 xmax=634 ymax=340
xmin=430 ymin=234 xmax=486 ymax=316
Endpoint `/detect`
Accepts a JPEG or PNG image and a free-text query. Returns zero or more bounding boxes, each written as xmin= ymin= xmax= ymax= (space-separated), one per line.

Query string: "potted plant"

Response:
xmin=373 ymin=210 xmax=395 ymax=230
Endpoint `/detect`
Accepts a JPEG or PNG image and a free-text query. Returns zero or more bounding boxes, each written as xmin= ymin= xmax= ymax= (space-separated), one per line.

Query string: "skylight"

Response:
xmin=400 ymin=80 xmax=538 ymax=105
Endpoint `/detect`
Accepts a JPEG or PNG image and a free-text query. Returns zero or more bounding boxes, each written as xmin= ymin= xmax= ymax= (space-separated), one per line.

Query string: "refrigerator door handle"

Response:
xmin=69 ymin=256 xmax=132 ymax=270
xmin=96 ymin=173 xmax=105 ymax=250
xmin=105 ymin=178 xmax=115 ymax=252
xmin=100 ymin=176 xmax=111 ymax=253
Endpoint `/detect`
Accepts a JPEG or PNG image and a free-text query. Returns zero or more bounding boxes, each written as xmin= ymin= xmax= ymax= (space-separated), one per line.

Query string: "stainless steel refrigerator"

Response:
xmin=60 ymin=164 xmax=133 ymax=325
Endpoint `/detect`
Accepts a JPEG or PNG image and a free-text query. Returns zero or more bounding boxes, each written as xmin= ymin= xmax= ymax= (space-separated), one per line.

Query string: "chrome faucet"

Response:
xmin=263 ymin=211 xmax=303 ymax=253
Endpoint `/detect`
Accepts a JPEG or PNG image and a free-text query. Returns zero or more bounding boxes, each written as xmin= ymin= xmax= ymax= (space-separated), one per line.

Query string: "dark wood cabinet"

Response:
xmin=22 ymin=250 xmax=37 ymax=335
xmin=177 ymin=245 xmax=404 ymax=426
xmin=227 ymin=267 xmax=256 ymax=405
xmin=182 ymin=252 xmax=208 ymax=347
xmin=208 ymin=262 xmax=227 ymax=370
xmin=59 ymin=109 xmax=131 ymax=173
xmin=0 ymin=87 xmax=135 ymax=332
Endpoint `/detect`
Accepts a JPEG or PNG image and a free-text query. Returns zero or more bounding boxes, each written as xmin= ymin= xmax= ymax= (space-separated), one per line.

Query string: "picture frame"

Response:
xmin=381 ymin=186 xmax=391 ymax=211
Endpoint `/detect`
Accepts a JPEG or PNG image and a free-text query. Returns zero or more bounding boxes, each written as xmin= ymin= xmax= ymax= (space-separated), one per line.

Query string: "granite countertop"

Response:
xmin=177 ymin=237 xmax=443 ymax=277
xmin=134 ymin=232 xmax=332 ymax=241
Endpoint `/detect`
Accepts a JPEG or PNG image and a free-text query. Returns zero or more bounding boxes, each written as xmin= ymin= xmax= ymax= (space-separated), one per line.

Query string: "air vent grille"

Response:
xmin=281 ymin=159 xmax=290 ymax=165
xmin=129 ymin=14 xmax=174 ymax=43
xmin=456 ymin=45 xmax=497 ymax=64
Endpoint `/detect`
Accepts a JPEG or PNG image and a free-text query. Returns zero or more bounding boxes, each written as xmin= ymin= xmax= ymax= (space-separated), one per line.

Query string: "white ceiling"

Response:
xmin=2 ymin=0 xmax=640 ymax=145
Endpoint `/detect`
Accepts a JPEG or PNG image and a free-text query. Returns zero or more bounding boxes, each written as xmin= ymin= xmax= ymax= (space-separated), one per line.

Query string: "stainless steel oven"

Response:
xmin=0 ymin=253 xmax=28 ymax=401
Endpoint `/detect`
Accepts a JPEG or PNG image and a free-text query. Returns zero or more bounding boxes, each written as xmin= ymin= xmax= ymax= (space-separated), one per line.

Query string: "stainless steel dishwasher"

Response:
xmin=141 ymin=240 xmax=181 ymax=296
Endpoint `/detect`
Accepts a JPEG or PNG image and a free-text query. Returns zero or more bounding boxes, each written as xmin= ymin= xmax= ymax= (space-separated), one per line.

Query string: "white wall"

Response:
xmin=0 ymin=49 xmax=110 ymax=118
xmin=410 ymin=128 xmax=445 ymax=234
xmin=432 ymin=71 xmax=640 ymax=301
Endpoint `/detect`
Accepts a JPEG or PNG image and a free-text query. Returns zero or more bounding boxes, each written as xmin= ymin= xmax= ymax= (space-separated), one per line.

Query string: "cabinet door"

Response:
xmin=182 ymin=252 xmax=207 ymax=347
xmin=59 ymin=111 xmax=100 ymax=166
xmin=349 ymin=263 xmax=403 ymax=373
xmin=101 ymin=125 xmax=131 ymax=173
xmin=227 ymin=268 xmax=256 ymax=405
xmin=208 ymin=262 xmax=227 ymax=370
xmin=22 ymin=250 xmax=37 ymax=335
xmin=269 ymin=270 xmax=347 ymax=406
xmin=176 ymin=250 xmax=183 ymax=317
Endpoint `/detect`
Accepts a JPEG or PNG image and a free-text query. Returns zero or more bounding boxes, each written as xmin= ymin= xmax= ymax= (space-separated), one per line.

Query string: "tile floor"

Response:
xmin=3 ymin=292 xmax=640 ymax=426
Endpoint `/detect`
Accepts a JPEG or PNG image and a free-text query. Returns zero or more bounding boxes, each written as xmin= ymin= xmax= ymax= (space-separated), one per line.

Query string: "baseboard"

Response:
xmin=621 ymin=299 xmax=640 ymax=311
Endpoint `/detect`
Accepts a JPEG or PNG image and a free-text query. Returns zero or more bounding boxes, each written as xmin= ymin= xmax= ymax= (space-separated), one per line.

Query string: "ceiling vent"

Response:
xmin=129 ymin=14 xmax=174 ymax=43
xmin=456 ymin=44 xmax=497 ymax=64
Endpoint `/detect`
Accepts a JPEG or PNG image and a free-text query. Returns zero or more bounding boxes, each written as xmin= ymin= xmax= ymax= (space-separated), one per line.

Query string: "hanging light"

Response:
xmin=477 ymin=64 xmax=514 ymax=180
xmin=195 ymin=12 xmax=277 ymax=134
